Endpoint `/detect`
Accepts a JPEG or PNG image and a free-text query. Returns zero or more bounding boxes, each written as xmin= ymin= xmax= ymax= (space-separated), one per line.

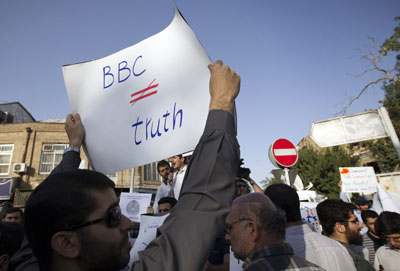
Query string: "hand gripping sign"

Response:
xmin=62 ymin=8 xmax=212 ymax=174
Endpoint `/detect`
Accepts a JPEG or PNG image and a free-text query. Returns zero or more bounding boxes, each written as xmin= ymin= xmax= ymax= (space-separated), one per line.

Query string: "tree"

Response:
xmin=296 ymin=146 xmax=359 ymax=199
xmin=337 ymin=17 xmax=400 ymax=116
xmin=260 ymin=176 xmax=279 ymax=190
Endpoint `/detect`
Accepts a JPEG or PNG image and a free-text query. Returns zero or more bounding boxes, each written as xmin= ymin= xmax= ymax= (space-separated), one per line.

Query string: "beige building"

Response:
xmin=0 ymin=102 xmax=162 ymax=207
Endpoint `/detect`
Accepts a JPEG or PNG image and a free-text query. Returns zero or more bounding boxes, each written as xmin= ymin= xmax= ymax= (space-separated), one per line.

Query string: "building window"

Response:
xmin=39 ymin=143 xmax=68 ymax=174
xmin=0 ymin=144 xmax=14 ymax=175
xmin=107 ymin=172 xmax=118 ymax=184
xmin=143 ymin=162 xmax=160 ymax=182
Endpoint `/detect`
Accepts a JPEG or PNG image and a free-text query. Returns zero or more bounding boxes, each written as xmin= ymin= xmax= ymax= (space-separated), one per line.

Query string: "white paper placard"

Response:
xmin=300 ymin=205 xmax=321 ymax=233
xmin=129 ymin=214 xmax=169 ymax=266
xmin=120 ymin=192 xmax=152 ymax=222
xmin=62 ymin=8 xmax=211 ymax=174
xmin=340 ymin=167 xmax=377 ymax=193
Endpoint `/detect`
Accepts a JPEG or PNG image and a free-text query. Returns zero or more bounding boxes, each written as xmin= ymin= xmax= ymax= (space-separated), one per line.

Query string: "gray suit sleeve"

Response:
xmin=50 ymin=151 xmax=81 ymax=175
xmin=133 ymin=109 xmax=240 ymax=271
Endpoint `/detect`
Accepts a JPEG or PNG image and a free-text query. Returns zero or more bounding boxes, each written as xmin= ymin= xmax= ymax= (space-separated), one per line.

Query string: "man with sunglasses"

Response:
xmin=24 ymin=59 xmax=241 ymax=271
xmin=316 ymin=199 xmax=374 ymax=271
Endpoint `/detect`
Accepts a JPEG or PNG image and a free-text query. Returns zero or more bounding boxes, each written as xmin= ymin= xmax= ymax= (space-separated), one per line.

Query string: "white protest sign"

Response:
xmin=62 ymin=8 xmax=211 ymax=174
xmin=300 ymin=204 xmax=321 ymax=233
xmin=340 ymin=167 xmax=377 ymax=193
xmin=129 ymin=214 xmax=169 ymax=266
xmin=120 ymin=192 xmax=152 ymax=222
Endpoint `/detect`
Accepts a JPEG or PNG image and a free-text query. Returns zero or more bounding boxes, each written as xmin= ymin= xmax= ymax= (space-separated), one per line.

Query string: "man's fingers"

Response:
xmin=208 ymin=60 xmax=224 ymax=71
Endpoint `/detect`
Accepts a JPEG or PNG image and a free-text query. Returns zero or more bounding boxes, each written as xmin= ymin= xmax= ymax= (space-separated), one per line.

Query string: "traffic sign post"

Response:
xmin=269 ymin=138 xmax=298 ymax=186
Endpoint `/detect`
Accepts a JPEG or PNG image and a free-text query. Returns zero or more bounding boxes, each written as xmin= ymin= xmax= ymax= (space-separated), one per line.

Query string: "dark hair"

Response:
xmin=158 ymin=197 xmax=177 ymax=208
xmin=361 ymin=210 xmax=378 ymax=223
xmin=5 ymin=207 xmax=23 ymax=216
xmin=259 ymin=207 xmax=286 ymax=240
xmin=264 ymin=184 xmax=301 ymax=223
xmin=157 ymin=160 xmax=170 ymax=171
xmin=0 ymin=222 xmax=24 ymax=257
xmin=354 ymin=197 xmax=368 ymax=206
xmin=375 ymin=211 xmax=400 ymax=237
xmin=24 ymin=169 xmax=115 ymax=271
xmin=316 ymin=199 xmax=354 ymax=236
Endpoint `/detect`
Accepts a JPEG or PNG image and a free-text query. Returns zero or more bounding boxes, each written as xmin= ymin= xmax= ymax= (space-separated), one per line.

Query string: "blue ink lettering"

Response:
xmin=151 ymin=118 xmax=162 ymax=138
xmin=133 ymin=56 xmax=146 ymax=76
xmin=145 ymin=118 xmax=152 ymax=140
xmin=173 ymin=102 xmax=183 ymax=129
xmin=131 ymin=117 xmax=143 ymax=145
xmin=131 ymin=103 xmax=183 ymax=145
xmin=118 ymin=61 xmax=131 ymax=83
xmin=163 ymin=111 xmax=170 ymax=132
xmin=103 ymin=66 xmax=114 ymax=89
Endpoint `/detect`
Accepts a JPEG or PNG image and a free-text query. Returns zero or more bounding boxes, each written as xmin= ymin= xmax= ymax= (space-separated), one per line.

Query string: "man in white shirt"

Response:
xmin=149 ymin=160 xmax=175 ymax=214
xmin=170 ymin=154 xmax=187 ymax=199
xmin=265 ymin=184 xmax=357 ymax=271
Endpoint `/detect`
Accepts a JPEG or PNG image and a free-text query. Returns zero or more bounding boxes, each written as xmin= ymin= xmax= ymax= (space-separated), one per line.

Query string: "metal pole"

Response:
xmin=378 ymin=107 xmax=400 ymax=162
xmin=129 ymin=167 xmax=135 ymax=193
xmin=284 ymin=168 xmax=290 ymax=186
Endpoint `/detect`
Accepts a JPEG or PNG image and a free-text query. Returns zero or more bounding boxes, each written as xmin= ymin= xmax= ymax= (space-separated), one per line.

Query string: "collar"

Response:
xmin=177 ymin=164 xmax=187 ymax=174
xmin=242 ymin=243 xmax=294 ymax=269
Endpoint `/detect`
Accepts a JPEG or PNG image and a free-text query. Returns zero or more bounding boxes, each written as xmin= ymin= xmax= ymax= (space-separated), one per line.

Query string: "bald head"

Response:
xmin=232 ymin=193 xmax=285 ymax=238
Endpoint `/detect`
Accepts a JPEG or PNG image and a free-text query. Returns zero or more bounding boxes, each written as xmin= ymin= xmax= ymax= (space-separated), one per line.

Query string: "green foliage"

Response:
xmin=382 ymin=81 xmax=400 ymax=136
xmin=380 ymin=16 xmax=400 ymax=56
xmin=296 ymin=146 xmax=359 ymax=199
xmin=260 ymin=176 xmax=280 ymax=190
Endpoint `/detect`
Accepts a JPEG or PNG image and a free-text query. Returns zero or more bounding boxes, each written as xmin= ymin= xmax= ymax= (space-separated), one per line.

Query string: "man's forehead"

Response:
xmin=226 ymin=204 xmax=240 ymax=222
xmin=6 ymin=212 xmax=20 ymax=217
xmin=87 ymin=188 xmax=119 ymax=216
xmin=349 ymin=212 xmax=357 ymax=220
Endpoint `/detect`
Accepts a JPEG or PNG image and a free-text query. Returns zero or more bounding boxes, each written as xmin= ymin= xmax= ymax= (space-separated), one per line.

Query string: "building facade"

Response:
xmin=0 ymin=102 xmax=162 ymax=207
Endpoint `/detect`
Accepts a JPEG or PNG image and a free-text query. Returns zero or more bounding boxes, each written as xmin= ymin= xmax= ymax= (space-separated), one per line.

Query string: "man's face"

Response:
xmin=225 ymin=205 xmax=251 ymax=261
xmin=77 ymin=188 xmax=132 ymax=270
xmin=235 ymin=181 xmax=248 ymax=197
xmin=365 ymin=217 xmax=377 ymax=235
xmin=158 ymin=203 xmax=172 ymax=214
xmin=385 ymin=233 xmax=400 ymax=249
xmin=345 ymin=212 xmax=363 ymax=245
xmin=158 ymin=165 xmax=170 ymax=180
xmin=170 ymin=156 xmax=184 ymax=170
xmin=357 ymin=204 xmax=369 ymax=211
xmin=3 ymin=211 xmax=22 ymax=224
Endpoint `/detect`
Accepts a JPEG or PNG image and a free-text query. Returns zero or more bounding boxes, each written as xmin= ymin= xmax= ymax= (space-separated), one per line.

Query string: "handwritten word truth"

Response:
xmin=131 ymin=102 xmax=183 ymax=145
xmin=103 ymin=55 xmax=146 ymax=89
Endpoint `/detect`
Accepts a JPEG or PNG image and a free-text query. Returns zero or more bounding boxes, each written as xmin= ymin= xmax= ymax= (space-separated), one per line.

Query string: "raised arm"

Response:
xmin=51 ymin=113 xmax=85 ymax=174
xmin=133 ymin=60 xmax=241 ymax=271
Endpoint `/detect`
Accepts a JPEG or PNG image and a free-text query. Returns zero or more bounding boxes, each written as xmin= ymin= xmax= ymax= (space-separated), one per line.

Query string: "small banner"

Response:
xmin=340 ymin=167 xmax=377 ymax=193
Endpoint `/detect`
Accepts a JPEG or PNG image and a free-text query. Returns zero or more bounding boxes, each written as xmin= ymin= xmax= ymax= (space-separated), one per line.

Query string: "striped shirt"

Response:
xmin=285 ymin=224 xmax=356 ymax=271
xmin=243 ymin=243 xmax=326 ymax=271
xmin=362 ymin=232 xmax=385 ymax=266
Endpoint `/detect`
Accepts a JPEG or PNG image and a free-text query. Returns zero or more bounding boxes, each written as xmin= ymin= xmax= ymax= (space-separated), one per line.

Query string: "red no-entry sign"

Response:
xmin=269 ymin=138 xmax=298 ymax=168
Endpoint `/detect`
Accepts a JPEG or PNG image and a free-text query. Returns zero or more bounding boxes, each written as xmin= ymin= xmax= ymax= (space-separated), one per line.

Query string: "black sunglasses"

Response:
xmin=63 ymin=205 xmax=122 ymax=231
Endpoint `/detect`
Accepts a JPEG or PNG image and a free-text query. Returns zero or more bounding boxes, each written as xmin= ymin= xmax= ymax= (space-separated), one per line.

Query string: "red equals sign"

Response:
xmin=130 ymin=78 xmax=158 ymax=105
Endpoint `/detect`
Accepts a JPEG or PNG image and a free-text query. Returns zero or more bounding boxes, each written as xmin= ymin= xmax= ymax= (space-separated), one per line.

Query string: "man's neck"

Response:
xmin=330 ymin=232 xmax=349 ymax=244
xmin=286 ymin=221 xmax=302 ymax=228
xmin=367 ymin=230 xmax=380 ymax=239
xmin=177 ymin=164 xmax=185 ymax=173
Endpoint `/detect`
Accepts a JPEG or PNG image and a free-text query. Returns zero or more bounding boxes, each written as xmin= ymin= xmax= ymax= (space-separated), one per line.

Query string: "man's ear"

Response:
xmin=51 ymin=231 xmax=80 ymax=259
xmin=0 ymin=254 xmax=9 ymax=271
xmin=247 ymin=221 xmax=260 ymax=242
xmin=334 ymin=222 xmax=346 ymax=234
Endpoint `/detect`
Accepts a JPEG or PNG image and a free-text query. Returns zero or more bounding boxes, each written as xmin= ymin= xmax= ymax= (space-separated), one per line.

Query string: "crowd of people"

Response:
xmin=1 ymin=60 xmax=400 ymax=271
